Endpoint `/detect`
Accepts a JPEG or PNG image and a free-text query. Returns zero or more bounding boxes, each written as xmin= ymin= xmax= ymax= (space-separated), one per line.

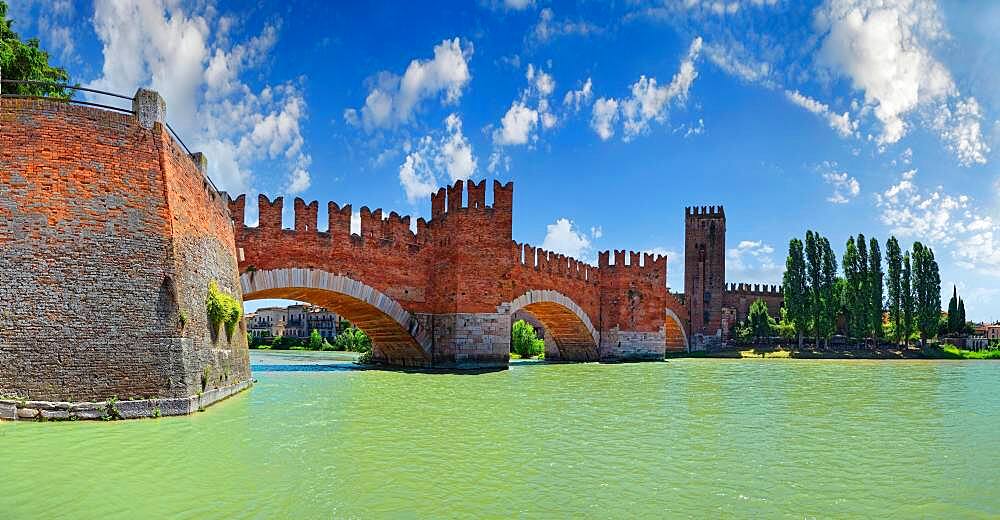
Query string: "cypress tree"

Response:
xmin=958 ymin=298 xmax=967 ymax=333
xmin=913 ymin=243 xmax=942 ymax=346
xmin=869 ymin=237 xmax=884 ymax=341
xmin=947 ymin=286 xmax=959 ymax=334
xmin=902 ymin=251 xmax=914 ymax=346
xmin=886 ymin=237 xmax=903 ymax=344
xmin=805 ymin=231 xmax=823 ymax=347
xmin=929 ymin=249 xmax=941 ymax=340
xmin=842 ymin=237 xmax=860 ymax=340
xmin=782 ymin=238 xmax=809 ymax=349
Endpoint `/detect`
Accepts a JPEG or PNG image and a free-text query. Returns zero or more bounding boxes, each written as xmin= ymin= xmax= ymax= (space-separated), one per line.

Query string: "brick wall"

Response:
xmin=0 ymin=98 xmax=248 ymax=401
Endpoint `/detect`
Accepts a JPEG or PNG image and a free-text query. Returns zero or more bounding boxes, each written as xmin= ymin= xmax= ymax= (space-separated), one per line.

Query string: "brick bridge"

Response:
xmin=229 ymin=180 xmax=690 ymax=369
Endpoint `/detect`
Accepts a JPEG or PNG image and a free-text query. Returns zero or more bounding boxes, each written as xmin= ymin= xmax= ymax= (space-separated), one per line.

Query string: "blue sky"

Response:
xmin=11 ymin=0 xmax=1000 ymax=320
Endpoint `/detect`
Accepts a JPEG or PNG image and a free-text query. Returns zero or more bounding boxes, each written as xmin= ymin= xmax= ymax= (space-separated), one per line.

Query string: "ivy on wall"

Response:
xmin=206 ymin=281 xmax=242 ymax=339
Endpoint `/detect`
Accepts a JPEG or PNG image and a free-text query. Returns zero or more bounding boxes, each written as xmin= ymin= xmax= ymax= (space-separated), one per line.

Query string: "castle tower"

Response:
xmin=684 ymin=206 xmax=726 ymax=339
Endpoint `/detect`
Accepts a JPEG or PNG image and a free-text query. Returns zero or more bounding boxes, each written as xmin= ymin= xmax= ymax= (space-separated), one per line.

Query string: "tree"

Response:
xmin=868 ymin=237 xmax=884 ymax=341
xmin=818 ymin=237 xmax=838 ymax=345
xmin=886 ymin=237 xmax=903 ymax=344
xmin=958 ymin=298 xmax=967 ymax=333
xmin=511 ymin=319 xmax=544 ymax=358
xmin=0 ymin=1 xmax=72 ymax=98
xmin=912 ymin=242 xmax=941 ymax=346
xmin=856 ymin=234 xmax=870 ymax=343
xmin=333 ymin=327 xmax=372 ymax=353
xmin=782 ymin=238 xmax=809 ymax=348
xmin=805 ymin=231 xmax=823 ymax=346
xmin=842 ymin=237 xmax=861 ymax=340
xmin=902 ymin=251 xmax=914 ymax=346
xmin=947 ymin=286 xmax=959 ymax=334
xmin=747 ymin=298 xmax=776 ymax=344
xmin=308 ymin=329 xmax=324 ymax=350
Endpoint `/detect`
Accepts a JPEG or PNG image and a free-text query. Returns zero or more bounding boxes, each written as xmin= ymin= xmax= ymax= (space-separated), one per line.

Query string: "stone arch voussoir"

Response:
xmin=665 ymin=308 xmax=689 ymax=351
xmin=241 ymin=268 xmax=432 ymax=365
xmin=506 ymin=290 xmax=599 ymax=361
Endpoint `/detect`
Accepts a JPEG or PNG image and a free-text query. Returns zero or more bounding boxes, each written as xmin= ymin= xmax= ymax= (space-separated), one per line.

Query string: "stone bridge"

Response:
xmin=229 ymin=180 xmax=689 ymax=369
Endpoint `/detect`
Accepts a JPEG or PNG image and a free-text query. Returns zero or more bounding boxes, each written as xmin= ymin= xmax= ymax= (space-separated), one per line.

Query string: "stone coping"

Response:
xmin=0 ymin=379 xmax=253 ymax=422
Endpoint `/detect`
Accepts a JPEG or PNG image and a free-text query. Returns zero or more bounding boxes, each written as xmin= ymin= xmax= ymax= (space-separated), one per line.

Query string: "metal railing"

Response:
xmin=1 ymin=78 xmax=220 ymax=195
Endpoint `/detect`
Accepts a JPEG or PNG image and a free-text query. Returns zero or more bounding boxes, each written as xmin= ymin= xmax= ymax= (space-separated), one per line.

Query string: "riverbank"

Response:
xmin=668 ymin=344 xmax=1000 ymax=360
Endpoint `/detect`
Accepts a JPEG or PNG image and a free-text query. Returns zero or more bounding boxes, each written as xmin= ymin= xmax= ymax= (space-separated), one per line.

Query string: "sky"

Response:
xmin=10 ymin=0 xmax=1000 ymax=321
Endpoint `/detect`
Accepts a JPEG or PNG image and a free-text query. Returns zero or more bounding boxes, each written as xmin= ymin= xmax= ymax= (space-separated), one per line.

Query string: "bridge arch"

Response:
xmin=507 ymin=290 xmax=599 ymax=361
xmin=241 ymin=268 xmax=432 ymax=367
xmin=665 ymin=308 xmax=689 ymax=351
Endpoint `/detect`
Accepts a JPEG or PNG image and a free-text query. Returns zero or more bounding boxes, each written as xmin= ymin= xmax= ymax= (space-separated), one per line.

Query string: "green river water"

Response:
xmin=2 ymin=351 xmax=998 ymax=518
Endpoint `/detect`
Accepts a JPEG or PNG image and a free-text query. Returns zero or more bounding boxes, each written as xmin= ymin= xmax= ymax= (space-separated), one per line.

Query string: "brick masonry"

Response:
xmin=231 ymin=180 xmax=694 ymax=368
xmin=0 ymin=96 xmax=250 ymax=404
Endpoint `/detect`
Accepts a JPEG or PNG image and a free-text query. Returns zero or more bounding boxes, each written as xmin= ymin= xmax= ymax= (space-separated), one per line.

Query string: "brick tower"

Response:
xmin=684 ymin=206 xmax=726 ymax=341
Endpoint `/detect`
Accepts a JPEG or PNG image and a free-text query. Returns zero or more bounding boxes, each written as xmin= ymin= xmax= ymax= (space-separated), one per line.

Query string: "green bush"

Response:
xmin=333 ymin=327 xmax=372 ymax=352
xmin=206 ymin=281 xmax=242 ymax=339
xmin=511 ymin=319 xmax=544 ymax=358
xmin=356 ymin=350 xmax=374 ymax=365
xmin=308 ymin=329 xmax=325 ymax=350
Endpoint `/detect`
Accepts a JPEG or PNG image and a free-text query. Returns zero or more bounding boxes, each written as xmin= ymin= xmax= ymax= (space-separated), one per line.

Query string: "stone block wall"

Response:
xmin=0 ymin=96 xmax=249 ymax=403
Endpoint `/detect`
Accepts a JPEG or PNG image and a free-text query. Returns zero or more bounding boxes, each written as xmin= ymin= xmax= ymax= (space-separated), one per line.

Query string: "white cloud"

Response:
xmin=590 ymin=225 xmax=603 ymax=239
xmin=933 ymin=97 xmax=990 ymax=167
xmin=530 ymin=8 xmax=601 ymax=43
xmin=681 ymin=0 xmax=780 ymax=16
xmin=541 ymin=218 xmax=592 ymax=259
xmin=503 ymin=0 xmax=535 ymax=10
xmin=815 ymin=0 xmax=989 ymax=164
xmin=785 ymin=90 xmax=858 ymax=138
xmin=818 ymin=164 xmax=861 ymax=204
xmin=398 ymin=113 xmax=477 ymax=203
xmin=348 ymin=38 xmax=473 ymax=130
xmin=492 ymin=62 xmax=557 ymax=146
xmin=876 ymin=169 xmax=1000 ymax=276
xmin=563 ymin=77 xmax=593 ymax=113
xmin=285 ymin=168 xmax=310 ymax=195
xmin=85 ymin=0 xmax=310 ymax=196
xmin=494 ymin=101 xmax=539 ymax=145
xmin=592 ymin=37 xmax=703 ymax=141
xmin=727 ymin=240 xmax=781 ymax=284
xmin=590 ymin=98 xmax=619 ymax=141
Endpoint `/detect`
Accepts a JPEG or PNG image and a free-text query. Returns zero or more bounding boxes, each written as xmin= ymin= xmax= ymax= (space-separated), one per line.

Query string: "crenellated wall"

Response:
xmin=231 ymin=179 xmax=686 ymax=367
xmin=722 ymin=282 xmax=785 ymax=334
xmin=0 ymin=94 xmax=249 ymax=409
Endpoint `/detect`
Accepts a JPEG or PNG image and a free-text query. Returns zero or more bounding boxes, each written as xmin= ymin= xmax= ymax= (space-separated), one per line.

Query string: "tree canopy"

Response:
xmin=0 ymin=1 xmax=72 ymax=97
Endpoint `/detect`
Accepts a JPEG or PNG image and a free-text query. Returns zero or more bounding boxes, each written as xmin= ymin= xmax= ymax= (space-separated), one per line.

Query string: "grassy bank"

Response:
xmin=667 ymin=344 xmax=1000 ymax=360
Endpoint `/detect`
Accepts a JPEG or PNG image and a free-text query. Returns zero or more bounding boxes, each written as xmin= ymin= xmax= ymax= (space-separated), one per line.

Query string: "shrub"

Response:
xmin=308 ymin=329 xmax=325 ymax=350
xmin=511 ymin=319 xmax=544 ymax=358
xmin=356 ymin=349 xmax=374 ymax=365
xmin=333 ymin=327 xmax=372 ymax=352
xmin=206 ymin=281 xmax=242 ymax=339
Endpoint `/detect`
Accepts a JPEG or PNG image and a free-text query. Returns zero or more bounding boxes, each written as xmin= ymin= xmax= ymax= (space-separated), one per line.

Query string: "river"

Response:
xmin=2 ymin=351 xmax=998 ymax=518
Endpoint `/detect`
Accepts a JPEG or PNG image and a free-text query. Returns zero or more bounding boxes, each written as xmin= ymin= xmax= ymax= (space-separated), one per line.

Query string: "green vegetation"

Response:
xmin=0 ymin=1 xmax=72 ymax=98
xmin=332 ymin=327 xmax=372 ymax=353
xmin=780 ymin=232 xmax=941 ymax=348
xmin=511 ymin=319 xmax=544 ymax=358
xmin=927 ymin=344 xmax=1000 ymax=360
xmin=206 ymin=281 xmax=242 ymax=340
xmin=103 ymin=397 xmax=121 ymax=421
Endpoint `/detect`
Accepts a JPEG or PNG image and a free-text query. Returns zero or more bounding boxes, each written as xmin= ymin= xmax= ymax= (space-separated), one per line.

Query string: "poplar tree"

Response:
xmin=842 ymin=237 xmax=861 ymax=340
xmin=782 ymin=238 xmax=809 ymax=349
xmin=819 ymin=237 xmax=838 ymax=344
xmin=913 ymin=242 xmax=942 ymax=346
xmin=856 ymin=234 xmax=870 ymax=343
xmin=805 ymin=231 xmax=823 ymax=346
xmin=869 ymin=237 xmax=884 ymax=341
xmin=886 ymin=237 xmax=903 ymax=344
xmin=902 ymin=251 xmax=914 ymax=346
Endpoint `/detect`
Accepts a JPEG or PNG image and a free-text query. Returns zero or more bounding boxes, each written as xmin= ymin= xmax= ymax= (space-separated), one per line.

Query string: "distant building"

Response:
xmin=245 ymin=304 xmax=341 ymax=340
xmin=987 ymin=324 xmax=1000 ymax=342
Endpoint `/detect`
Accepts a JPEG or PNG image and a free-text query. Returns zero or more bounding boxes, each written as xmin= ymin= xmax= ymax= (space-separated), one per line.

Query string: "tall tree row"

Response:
xmin=782 ymin=232 xmax=942 ymax=348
